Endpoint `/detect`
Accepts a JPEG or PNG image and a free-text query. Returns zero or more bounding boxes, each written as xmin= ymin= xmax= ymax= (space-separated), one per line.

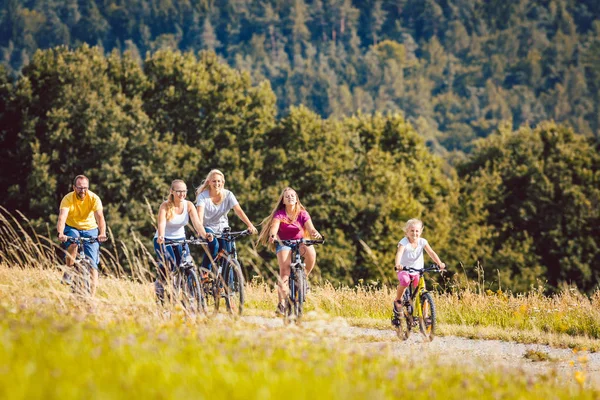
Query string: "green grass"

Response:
xmin=1 ymin=302 xmax=597 ymax=400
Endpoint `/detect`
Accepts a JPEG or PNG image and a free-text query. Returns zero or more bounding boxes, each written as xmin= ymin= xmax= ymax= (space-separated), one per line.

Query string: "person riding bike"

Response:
xmin=154 ymin=179 xmax=212 ymax=302
xmin=56 ymin=174 xmax=108 ymax=296
xmin=257 ymin=187 xmax=322 ymax=315
xmin=194 ymin=169 xmax=257 ymax=274
xmin=393 ymin=218 xmax=445 ymax=323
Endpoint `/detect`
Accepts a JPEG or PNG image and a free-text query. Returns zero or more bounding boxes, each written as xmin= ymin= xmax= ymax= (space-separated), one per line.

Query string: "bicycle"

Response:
xmin=199 ymin=228 xmax=251 ymax=316
xmin=278 ymin=238 xmax=324 ymax=324
xmin=161 ymin=237 xmax=207 ymax=315
xmin=64 ymin=236 xmax=98 ymax=296
xmin=392 ymin=264 xmax=441 ymax=341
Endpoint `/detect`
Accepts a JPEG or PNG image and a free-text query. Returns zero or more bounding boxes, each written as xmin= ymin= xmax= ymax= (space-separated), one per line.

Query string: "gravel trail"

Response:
xmin=241 ymin=314 xmax=600 ymax=388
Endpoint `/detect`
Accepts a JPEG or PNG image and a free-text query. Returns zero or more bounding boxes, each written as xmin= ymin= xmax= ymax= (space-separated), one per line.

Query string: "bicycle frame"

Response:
xmin=278 ymin=238 xmax=324 ymax=323
xmin=402 ymin=265 xmax=440 ymax=316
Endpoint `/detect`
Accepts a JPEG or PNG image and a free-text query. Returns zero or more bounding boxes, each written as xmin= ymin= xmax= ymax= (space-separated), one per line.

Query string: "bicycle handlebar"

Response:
xmin=278 ymin=238 xmax=325 ymax=247
xmin=395 ymin=264 xmax=443 ymax=274
xmin=66 ymin=236 xmax=99 ymax=244
xmin=164 ymin=237 xmax=209 ymax=247
xmin=213 ymin=229 xmax=253 ymax=241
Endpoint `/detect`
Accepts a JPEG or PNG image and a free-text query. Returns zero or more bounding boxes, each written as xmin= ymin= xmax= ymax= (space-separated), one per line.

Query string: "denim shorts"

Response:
xmin=275 ymin=243 xmax=292 ymax=254
xmin=62 ymin=225 xmax=100 ymax=268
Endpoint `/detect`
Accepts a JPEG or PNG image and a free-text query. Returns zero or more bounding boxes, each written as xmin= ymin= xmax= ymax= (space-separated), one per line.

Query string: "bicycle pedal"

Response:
xmin=391 ymin=316 xmax=401 ymax=327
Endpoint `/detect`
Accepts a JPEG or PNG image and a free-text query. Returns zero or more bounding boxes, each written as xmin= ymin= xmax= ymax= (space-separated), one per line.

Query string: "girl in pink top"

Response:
xmin=258 ymin=187 xmax=322 ymax=314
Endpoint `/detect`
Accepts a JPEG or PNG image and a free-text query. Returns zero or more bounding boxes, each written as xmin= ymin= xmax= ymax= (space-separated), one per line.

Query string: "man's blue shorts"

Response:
xmin=62 ymin=225 xmax=100 ymax=269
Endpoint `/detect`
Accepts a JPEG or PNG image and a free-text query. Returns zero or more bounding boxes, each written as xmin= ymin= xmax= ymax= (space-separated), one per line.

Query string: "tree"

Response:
xmin=457 ymin=122 xmax=600 ymax=292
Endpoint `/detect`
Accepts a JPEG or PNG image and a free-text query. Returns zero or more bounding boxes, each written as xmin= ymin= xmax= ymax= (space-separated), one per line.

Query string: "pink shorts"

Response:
xmin=397 ymin=270 xmax=419 ymax=288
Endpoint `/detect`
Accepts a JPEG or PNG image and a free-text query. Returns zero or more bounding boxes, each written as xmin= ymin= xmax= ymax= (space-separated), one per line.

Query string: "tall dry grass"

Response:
xmin=2 ymin=208 xmax=600 ymax=350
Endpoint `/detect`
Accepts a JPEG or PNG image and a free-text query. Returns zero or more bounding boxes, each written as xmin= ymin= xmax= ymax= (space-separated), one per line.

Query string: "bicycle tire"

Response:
xmin=183 ymin=269 xmax=204 ymax=315
xmin=72 ymin=259 xmax=92 ymax=296
xmin=223 ymin=259 xmax=245 ymax=316
xmin=284 ymin=273 xmax=295 ymax=325
xmin=294 ymin=268 xmax=306 ymax=320
xmin=419 ymin=291 xmax=437 ymax=341
xmin=198 ymin=267 xmax=218 ymax=314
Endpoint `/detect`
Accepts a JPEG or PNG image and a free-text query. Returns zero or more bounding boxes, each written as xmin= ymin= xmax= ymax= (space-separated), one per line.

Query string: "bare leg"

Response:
xmin=277 ymin=249 xmax=292 ymax=305
xmin=396 ymin=284 xmax=408 ymax=302
xmin=65 ymin=244 xmax=78 ymax=267
xmin=300 ymin=244 xmax=317 ymax=275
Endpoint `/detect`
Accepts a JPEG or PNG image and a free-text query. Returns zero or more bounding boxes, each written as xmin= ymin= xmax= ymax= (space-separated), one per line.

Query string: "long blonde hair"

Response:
xmin=166 ymin=179 xmax=186 ymax=221
xmin=195 ymin=169 xmax=226 ymax=203
xmin=258 ymin=187 xmax=307 ymax=250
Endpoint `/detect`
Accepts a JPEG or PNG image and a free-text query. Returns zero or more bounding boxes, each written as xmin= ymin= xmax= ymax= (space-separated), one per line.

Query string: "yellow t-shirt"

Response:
xmin=59 ymin=191 xmax=103 ymax=230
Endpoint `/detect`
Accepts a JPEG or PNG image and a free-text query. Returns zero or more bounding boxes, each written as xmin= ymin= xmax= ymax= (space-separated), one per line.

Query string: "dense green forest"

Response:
xmin=0 ymin=0 xmax=599 ymax=293
xmin=1 ymin=0 xmax=599 ymax=152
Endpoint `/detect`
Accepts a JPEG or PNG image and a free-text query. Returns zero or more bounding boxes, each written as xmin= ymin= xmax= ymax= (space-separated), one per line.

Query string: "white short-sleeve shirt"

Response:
xmin=398 ymin=237 xmax=429 ymax=271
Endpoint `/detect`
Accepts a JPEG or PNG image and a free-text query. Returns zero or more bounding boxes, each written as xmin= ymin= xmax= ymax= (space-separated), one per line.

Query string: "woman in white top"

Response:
xmin=153 ymin=179 xmax=212 ymax=300
xmin=393 ymin=218 xmax=445 ymax=314
xmin=195 ymin=169 xmax=257 ymax=271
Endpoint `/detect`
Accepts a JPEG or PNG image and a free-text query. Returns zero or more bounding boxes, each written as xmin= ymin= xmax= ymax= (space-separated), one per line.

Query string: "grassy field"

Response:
xmin=2 ymin=214 xmax=600 ymax=398
xmin=1 ymin=265 xmax=600 ymax=399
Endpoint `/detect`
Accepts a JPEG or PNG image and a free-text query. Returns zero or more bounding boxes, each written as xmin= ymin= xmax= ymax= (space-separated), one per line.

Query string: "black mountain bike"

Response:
xmin=392 ymin=264 xmax=441 ymax=341
xmin=64 ymin=236 xmax=98 ymax=296
xmin=278 ymin=238 xmax=324 ymax=324
xmin=162 ymin=238 xmax=207 ymax=314
xmin=199 ymin=228 xmax=251 ymax=316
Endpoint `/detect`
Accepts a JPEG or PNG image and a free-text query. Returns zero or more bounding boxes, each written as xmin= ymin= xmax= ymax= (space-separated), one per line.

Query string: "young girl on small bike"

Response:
xmin=393 ymin=218 xmax=445 ymax=318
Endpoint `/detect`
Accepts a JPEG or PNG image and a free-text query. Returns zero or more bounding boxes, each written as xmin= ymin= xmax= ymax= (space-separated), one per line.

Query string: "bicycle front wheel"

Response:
xmin=419 ymin=292 xmax=437 ymax=341
xmin=294 ymin=268 xmax=307 ymax=320
xmin=183 ymin=269 xmax=204 ymax=315
xmin=72 ymin=259 xmax=92 ymax=296
xmin=223 ymin=259 xmax=245 ymax=316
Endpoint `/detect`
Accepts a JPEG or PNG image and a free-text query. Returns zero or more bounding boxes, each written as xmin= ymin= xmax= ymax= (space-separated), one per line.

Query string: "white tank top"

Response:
xmin=156 ymin=201 xmax=190 ymax=239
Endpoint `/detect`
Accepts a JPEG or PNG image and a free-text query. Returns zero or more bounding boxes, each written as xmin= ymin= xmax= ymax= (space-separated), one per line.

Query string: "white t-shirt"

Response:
xmin=398 ymin=237 xmax=429 ymax=271
xmin=195 ymin=189 xmax=239 ymax=233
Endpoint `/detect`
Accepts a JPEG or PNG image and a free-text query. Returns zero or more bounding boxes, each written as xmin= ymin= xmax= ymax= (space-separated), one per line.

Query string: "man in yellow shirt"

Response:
xmin=57 ymin=175 xmax=107 ymax=295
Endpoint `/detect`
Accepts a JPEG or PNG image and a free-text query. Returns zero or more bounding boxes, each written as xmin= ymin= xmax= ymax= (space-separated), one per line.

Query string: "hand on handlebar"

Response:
xmin=311 ymin=230 xmax=322 ymax=240
xmin=247 ymin=224 xmax=258 ymax=235
xmin=58 ymin=233 xmax=68 ymax=243
xmin=98 ymin=234 xmax=108 ymax=243
xmin=394 ymin=264 xmax=403 ymax=272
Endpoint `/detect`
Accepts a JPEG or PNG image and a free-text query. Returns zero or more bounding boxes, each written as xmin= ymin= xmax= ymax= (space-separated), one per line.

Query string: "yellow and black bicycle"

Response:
xmin=392 ymin=264 xmax=441 ymax=341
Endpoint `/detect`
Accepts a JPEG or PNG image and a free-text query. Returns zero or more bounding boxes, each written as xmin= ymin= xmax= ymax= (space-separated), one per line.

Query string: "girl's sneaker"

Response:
xmin=275 ymin=302 xmax=286 ymax=316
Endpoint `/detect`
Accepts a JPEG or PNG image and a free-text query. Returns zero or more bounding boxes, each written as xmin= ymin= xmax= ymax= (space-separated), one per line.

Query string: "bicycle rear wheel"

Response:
xmin=419 ymin=292 xmax=437 ymax=341
xmin=223 ymin=259 xmax=245 ymax=316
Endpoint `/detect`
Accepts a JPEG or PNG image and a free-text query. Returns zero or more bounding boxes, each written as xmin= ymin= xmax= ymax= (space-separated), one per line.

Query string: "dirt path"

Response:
xmin=241 ymin=314 xmax=600 ymax=388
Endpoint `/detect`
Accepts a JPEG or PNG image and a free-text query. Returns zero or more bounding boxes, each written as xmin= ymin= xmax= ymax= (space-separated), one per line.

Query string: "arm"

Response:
xmin=232 ymin=204 xmax=257 ymax=234
xmin=303 ymin=219 xmax=321 ymax=239
xmin=93 ymin=208 xmax=108 ymax=242
xmin=196 ymin=204 xmax=205 ymax=225
xmin=424 ymin=243 xmax=445 ymax=270
xmin=188 ymin=201 xmax=212 ymax=241
xmin=394 ymin=245 xmax=406 ymax=270
xmin=156 ymin=203 xmax=167 ymax=244
xmin=268 ymin=219 xmax=281 ymax=243
xmin=57 ymin=208 xmax=70 ymax=242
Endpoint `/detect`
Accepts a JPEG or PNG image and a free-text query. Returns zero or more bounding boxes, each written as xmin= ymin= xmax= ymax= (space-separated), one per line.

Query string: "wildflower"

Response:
xmin=574 ymin=370 xmax=585 ymax=387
